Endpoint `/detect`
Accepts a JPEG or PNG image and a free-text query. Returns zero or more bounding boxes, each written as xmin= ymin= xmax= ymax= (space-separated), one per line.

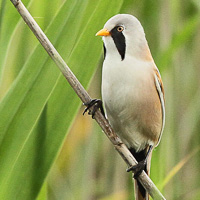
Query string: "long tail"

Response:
xmin=129 ymin=147 xmax=152 ymax=200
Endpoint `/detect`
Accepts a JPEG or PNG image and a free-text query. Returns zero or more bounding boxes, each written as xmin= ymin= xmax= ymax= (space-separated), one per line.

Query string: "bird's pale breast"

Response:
xmin=102 ymin=56 xmax=162 ymax=152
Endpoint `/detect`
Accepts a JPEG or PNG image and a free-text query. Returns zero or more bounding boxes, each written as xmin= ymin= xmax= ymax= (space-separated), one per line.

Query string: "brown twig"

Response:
xmin=10 ymin=0 xmax=166 ymax=199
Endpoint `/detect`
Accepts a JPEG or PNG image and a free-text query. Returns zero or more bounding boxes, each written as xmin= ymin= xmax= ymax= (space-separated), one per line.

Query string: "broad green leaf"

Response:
xmin=0 ymin=0 xmax=30 ymax=79
xmin=0 ymin=0 xmax=64 ymax=99
xmin=0 ymin=0 xmax=123 ymax=199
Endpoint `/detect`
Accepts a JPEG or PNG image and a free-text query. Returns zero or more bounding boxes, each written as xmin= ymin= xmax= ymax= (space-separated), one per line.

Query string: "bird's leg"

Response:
xmin=83 ymin=99 xmax=105 ymax=118
xmin=127 ymin=145 xmax=153 ymax=179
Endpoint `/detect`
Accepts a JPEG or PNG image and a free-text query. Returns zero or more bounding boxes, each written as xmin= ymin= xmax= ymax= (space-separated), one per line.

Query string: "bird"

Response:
xmin=94 ymin=14 xmax=165 ymax=200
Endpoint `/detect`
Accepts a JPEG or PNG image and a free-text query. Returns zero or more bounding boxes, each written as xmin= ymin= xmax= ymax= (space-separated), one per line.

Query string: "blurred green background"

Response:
xmin=0 ymin=0 xmax=200 ymax=199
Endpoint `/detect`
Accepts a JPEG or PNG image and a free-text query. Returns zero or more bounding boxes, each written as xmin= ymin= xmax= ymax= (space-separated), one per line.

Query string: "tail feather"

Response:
xmin=129 ymin=147 xmax=152 ymax=200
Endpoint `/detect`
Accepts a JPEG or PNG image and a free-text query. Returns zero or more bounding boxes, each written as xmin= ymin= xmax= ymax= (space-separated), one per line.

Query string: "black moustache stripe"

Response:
xmin=103 ymin=43 xmax=106 ymax=60
xmin=111 ymin=26 xmax=126 ymax=60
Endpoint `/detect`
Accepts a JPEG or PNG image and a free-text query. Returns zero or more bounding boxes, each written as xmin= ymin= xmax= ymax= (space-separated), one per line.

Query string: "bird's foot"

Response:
xmin=126 ymin=160 xmax=147 ymax=179
xmin=83 ymin=99 xmax=105 ymax=118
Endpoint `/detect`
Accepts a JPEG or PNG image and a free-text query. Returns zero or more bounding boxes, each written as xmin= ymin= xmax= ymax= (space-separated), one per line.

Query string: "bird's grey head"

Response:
xmin=96 ymin=14 xmax=148 ymax=61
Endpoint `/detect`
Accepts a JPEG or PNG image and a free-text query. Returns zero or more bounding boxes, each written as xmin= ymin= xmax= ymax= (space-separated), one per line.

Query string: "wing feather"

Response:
xmin=154 ymin=69 xmax=165 ymax=146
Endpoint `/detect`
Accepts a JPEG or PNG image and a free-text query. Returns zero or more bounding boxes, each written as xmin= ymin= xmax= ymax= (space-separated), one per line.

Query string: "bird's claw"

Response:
xmin=83 ymin=99 xmax=105 ymax=118
xmin=126 ymin=160 xmax=147 ymax=179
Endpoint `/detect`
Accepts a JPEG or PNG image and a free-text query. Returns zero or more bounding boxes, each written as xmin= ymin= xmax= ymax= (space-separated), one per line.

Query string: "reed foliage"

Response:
xmin=0 ymin=0 xmax=200 ymax=199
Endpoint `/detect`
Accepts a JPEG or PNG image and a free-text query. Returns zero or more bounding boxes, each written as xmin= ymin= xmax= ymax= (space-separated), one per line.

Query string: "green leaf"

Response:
xmin=0 ymin=0 xmax=123 ymax=199
xmin=0 ymin=0 xmax=31 ymax=80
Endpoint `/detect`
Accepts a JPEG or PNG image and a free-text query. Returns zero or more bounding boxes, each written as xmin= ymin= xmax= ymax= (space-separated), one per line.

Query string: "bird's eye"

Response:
xmin=117 ymin=26 xmax=124 ymax=32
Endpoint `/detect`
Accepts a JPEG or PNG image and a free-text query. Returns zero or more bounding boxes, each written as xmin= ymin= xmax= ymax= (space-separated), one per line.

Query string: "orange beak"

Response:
xmin=96 ymin=28 xmax=111 ymax=36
